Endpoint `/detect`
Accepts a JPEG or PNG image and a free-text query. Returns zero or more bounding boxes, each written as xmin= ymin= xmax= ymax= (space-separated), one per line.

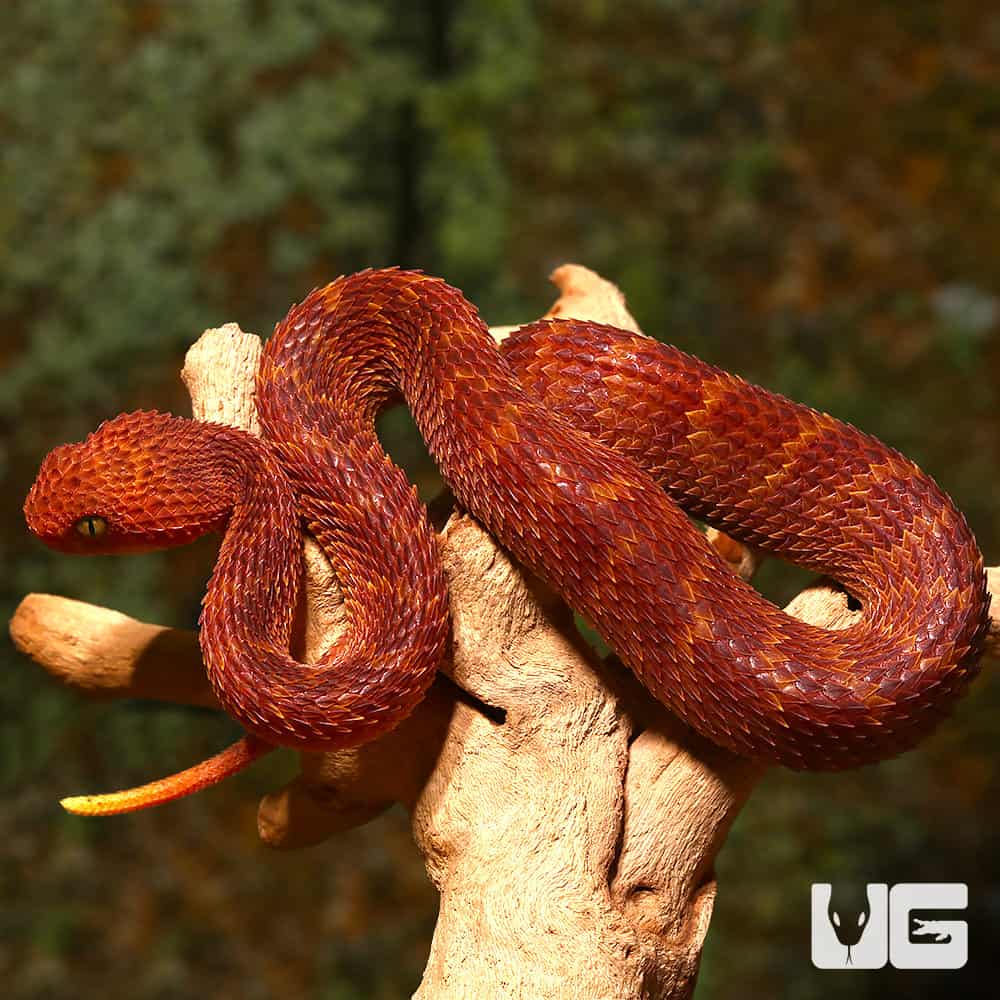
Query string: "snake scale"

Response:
xmin=24 ymin=269 xmax=990 ymax=813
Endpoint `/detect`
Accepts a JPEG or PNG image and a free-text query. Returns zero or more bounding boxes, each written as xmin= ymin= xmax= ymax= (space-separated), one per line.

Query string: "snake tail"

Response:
xmin=60 ymin=735 xmax=272 ymax=816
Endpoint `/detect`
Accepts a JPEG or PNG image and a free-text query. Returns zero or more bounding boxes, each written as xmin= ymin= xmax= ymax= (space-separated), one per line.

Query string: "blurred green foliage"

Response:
xmin=2 ymin=1 xmax=998 ymax=997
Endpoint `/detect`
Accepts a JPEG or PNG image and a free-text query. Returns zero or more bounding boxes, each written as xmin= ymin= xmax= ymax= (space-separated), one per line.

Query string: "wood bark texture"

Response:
xmin=10 ymin=267 xmax=998 ymax=999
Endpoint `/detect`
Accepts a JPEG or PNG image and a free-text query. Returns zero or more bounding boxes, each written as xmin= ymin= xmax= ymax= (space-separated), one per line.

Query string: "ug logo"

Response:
xmin=810 ymin=883 xmax=967 ymax=970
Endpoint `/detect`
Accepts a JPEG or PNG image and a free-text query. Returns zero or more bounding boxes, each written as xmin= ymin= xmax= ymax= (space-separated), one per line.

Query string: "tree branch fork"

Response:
xmin=9 ymin=266 xmax=997 ymax=999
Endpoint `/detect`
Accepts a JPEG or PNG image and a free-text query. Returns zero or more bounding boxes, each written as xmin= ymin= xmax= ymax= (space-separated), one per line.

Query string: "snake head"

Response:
xmin=25 ymin=410 xmax=233 ymax=554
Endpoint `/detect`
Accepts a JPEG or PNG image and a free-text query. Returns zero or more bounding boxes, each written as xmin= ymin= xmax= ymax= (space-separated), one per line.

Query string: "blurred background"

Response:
xmin=2 ymin=2 xmax=998 ymax=997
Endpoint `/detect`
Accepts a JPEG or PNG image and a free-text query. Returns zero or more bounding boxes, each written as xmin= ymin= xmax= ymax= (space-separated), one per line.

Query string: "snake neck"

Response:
xmin=198 ymin=413 xmax=448 ymax=749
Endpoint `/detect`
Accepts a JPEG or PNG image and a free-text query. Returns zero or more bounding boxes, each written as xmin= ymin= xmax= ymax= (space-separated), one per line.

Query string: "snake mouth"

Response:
xmin=60 ymin=734 xmax=273 ymax=816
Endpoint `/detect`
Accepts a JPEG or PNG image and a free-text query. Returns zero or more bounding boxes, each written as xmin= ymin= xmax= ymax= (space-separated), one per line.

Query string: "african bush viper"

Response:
xmin=24 ymin=269 xmax=990 ymax=813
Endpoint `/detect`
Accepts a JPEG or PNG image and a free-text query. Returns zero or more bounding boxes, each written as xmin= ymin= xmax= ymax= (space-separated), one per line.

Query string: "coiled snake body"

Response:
xmin=25 ymin=269 xmax=990 ymax=812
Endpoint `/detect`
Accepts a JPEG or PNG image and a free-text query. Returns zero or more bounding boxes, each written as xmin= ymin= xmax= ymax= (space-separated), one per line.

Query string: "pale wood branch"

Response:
xmin=9 ymin=265 xmax=997 ymax=999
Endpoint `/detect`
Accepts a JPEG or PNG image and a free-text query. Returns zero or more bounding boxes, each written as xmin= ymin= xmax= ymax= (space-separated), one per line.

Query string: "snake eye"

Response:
xmin=74 ymin=515 xmax=108 ymax=539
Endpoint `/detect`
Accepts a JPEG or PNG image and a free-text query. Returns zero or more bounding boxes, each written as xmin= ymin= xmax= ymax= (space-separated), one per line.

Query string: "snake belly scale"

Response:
xmin=24 ymin=268 xmax=990 ymax=811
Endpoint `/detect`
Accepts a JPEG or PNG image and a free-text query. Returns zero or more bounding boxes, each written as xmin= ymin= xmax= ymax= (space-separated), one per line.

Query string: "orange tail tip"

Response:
xmin=60 ymin=734 xmax=273 ymax=816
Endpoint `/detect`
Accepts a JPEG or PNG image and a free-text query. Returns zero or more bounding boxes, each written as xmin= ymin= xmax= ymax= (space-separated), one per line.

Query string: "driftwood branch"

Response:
xmin=9 ymin=266 xmax=998 ymax=999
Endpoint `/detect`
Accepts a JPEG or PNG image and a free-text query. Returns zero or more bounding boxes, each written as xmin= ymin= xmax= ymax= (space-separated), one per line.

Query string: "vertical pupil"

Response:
xmin=88 ymin=519 xmax=96 ymax=537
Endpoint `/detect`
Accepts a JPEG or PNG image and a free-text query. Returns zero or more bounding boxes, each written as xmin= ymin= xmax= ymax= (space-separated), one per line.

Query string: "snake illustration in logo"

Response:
xmin=827 ymin=884 xmax=873 ymax=965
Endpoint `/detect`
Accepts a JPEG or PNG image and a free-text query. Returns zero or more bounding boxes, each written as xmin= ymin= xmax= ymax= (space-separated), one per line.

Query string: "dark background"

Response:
xmin=2 ymin=2 xmax=998 ymax=997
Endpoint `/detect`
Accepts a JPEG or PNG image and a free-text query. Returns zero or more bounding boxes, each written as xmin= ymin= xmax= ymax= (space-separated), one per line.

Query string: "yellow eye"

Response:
xmin=74 ymin=516 xmax=108 ymax=539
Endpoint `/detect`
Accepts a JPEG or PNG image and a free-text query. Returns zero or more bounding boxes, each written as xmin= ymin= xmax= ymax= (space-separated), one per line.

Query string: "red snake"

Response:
xmin=24 ymin=269 xmax=990 ymax=814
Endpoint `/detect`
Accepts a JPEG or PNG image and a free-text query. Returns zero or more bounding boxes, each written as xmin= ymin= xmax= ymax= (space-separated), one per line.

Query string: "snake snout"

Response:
xmin=24 ymin=443 xmax=93 ymax=553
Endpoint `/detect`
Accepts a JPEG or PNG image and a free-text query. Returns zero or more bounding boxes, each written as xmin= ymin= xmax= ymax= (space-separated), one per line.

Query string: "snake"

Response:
xmin=24 ymin=268 xmax=990 ymax=814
